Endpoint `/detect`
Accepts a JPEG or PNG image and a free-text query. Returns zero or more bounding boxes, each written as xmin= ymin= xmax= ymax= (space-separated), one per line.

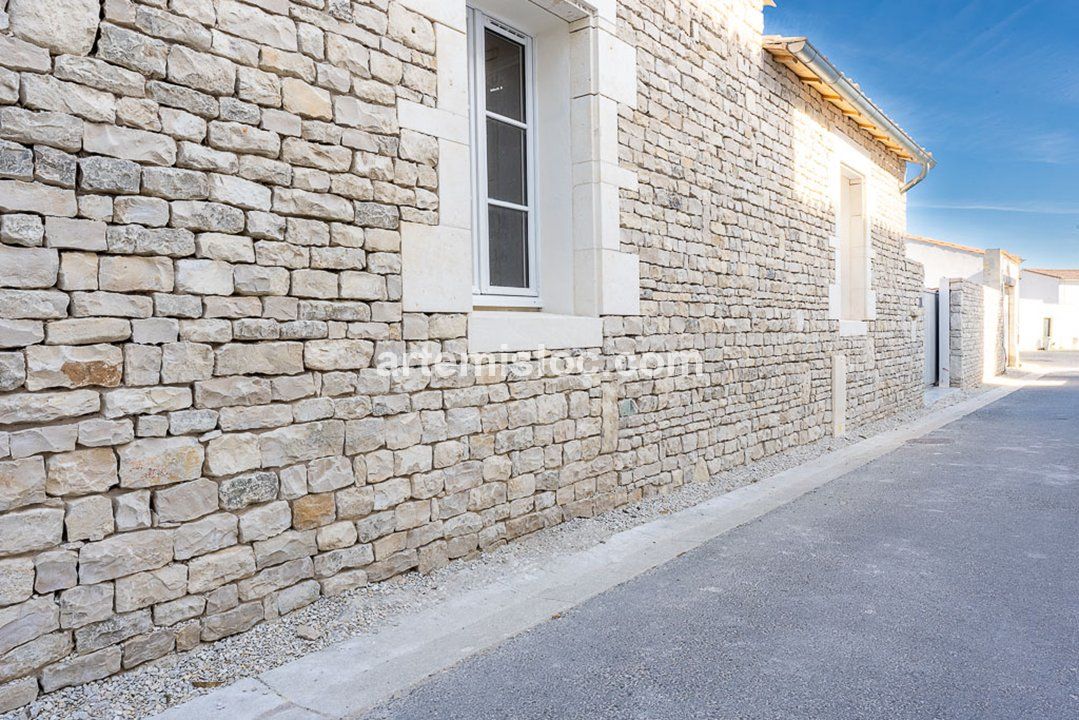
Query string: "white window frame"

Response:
xmin=838 ymin=163 xmax=869 ymax=323
xmin=467 ymin=7 xmax=541 ymax=308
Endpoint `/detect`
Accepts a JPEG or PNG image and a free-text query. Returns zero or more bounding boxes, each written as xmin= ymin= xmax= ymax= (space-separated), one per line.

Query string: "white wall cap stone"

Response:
xmin=438 ymin=139 xmax=472 ymax=232
xmin=401 ymin=222 xmax=472 ymax=313
xmin=572 ymin=181 xmax=621 ymax=252
xmin=572 ymin=160 xmax=637 ymax=191
xmin=599 ymin=249 xmax=639 ymax=315
xmin=839 ymin=320 xmax=868 ymax=337
xmin=570 ymin=95 xmax=618 ymax=166
xmin=398 ymin=100 xmax=468 ymax=143
xmin=570 ymin=27 xmax=637 ymax=107
xmin=468 ymin=311 xmax=602 ymax=352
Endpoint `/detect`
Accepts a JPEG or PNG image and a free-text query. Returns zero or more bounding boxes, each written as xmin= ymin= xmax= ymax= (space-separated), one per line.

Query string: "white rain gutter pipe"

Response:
xmin=780 ymin=38 xmax=936 ymax=193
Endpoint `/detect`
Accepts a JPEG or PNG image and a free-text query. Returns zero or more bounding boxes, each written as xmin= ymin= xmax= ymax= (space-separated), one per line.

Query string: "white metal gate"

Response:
xmin=923 ymin=290 xmax=939 ymax=386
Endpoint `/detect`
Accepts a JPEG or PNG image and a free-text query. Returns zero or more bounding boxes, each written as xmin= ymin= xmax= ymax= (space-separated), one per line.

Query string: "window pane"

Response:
xmin=488 ymin=205 xmax=529 ymax=289
xmin=484 ymin=29 xmax=525 ymax=122
xmin=486 ymin=119 xmax=526 ymax=205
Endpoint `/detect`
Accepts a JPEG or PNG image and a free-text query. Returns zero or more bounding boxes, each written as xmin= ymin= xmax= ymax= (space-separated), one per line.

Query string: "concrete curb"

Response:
xmin=151 ymin=372 xmax=1047 ymax=720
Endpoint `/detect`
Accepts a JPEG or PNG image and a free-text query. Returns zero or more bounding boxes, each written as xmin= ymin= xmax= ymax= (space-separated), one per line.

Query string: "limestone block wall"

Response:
xmin=0 ymin=0 xmax=922 ymax=708
xmin=949 ymin=279 xmax=984 ymax=389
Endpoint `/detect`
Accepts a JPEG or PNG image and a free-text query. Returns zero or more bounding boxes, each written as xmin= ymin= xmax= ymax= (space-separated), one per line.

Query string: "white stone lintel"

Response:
xmin=398 ymin=100 xmax=468 ymax=144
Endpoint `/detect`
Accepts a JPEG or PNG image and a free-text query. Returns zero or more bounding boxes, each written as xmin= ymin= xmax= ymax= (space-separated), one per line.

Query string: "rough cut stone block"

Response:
xmin=0 ymin=34 xmax=51 ymax=73
xmin=122 ymin=627 xmax=175 ymax=669
xmin=200 ymin=600 xmax=261 ymax=641
xmin=168 ymin=45 xmax=237 ymax=96
xmin=8 ymin=0 xmax=100 ymax=55
xmin=0 ymin=289 xmax=68 ymax=319
xmin=26 ymin=344 xmax=124 ymax=391
xmin=174 ymin=259 xmax=234 ymax=295
xmin=0 ymin=457 xmax=45 ymax=512
xmin=104 ymin=387 xmax=190 ymax=418
xmin=218 ymin=471 xmax=278 ymax=511
xmin=78 ymin=419 xmax=135 ymax=448
xmin=187 ymin=546 xmax=255 ymax=594
xmin=208 ymin=173 xmax=272 ymax=211
xmin=215 ymin=342 xmax=304 ymax=376
xmin=238 ymin=501 xmax=292 ymax=543
xmin=78 ymin=156 xmax=141 ymax=194
xmin=46 ymin=318 xmax=131 ymax=345
xmin=0 ymin=319 xmax=44 ymax=348
xmin=34 ymin=550 xmax=77 ymax=594
xmin=170 ymin=201 xmax=245 ymax=234
xmin=113 ymin=490 xmax=152 ymax=532
xmin=0 ymin=180 xmax=76 ymax=218
xmin=0 ymin=597 xmax=59 ymax=655
xmin=41 ymin=646 xmax=121 ymax=692
xmin=259 ymin=420 xmax=345 ymax=468
xmin=46 ymin=448 xmax=118 ymax=496
xmin=304 ymin=339 xmax=375 ymax=371
xmin=0 ymin=107 xmax=83 ymax=154
xmin=54 ymin=55 xmax=147 ymax=98
xmin=118 ymin=437 xmax=203 ymax=488
xmin=204 ymin=433 xmax=261 ymax=477
xmin=194 ymin=376 xmax=271 ymax=408
xmin=65 ymin=495 xmax=115 ymax=541
xmin=0 ymin=389 xmax=99 ymax=425
xmin=0 ymin=246 xmax=58 ymax=288
xmin=154 ymin=478 xmax=219 ymax=524
xmin=0 ymin=558 xmax=35 ymax=607
xmin=98 ymin=256 xmax=175 ymax=293
xmin=59 ymin=582 xmax=114 ymax=629
xmin=115 ymin=565 xmax=186 ymax=613
xmin=83 ymin=123 xmax=177 ymax=166
xmin=0 ymin=214 xmax=45 ymax=246
xmin=20 ymin=75 xmax=116 ymax=124
xmin=0 ymin=677 xmax=38 ymax=713
xmin=0 ymin=352 xmax=26 ymax=392
xmin=216 ymin=0 xmax=297 ymax=51
xmin=158 ymin=342 xmax=214 ymax=384
xmin=173 ymin=512 xmax=238 ymax=561
xmin=78 ymin=530 xmax=172 ymax=584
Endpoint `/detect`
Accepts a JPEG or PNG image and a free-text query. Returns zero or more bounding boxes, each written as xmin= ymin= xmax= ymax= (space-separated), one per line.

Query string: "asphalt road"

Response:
xmin=363 ymin=361 xmax=1079 ymax=720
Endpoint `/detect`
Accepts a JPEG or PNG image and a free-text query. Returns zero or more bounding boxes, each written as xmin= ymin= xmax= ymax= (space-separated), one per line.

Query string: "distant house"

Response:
xmin=1020 ymin=269 xmax=1079 ymax=351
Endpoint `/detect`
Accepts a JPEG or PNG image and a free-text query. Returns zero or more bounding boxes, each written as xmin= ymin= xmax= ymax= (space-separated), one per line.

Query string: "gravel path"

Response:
xmin=4 ymin=389 xmax=984 ymax=720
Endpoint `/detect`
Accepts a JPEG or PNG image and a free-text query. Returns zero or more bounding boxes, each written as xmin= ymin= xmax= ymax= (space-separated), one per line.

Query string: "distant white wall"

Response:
xmin=1019 ymin=272 xmax=1079 ymax=351
xmin=906 ymin=239 xmax=983 ymax=289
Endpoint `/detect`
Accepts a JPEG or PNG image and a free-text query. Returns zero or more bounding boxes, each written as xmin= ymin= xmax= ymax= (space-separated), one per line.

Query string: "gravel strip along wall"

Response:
xmin=0 ymin=0 xmax=923 ymax=709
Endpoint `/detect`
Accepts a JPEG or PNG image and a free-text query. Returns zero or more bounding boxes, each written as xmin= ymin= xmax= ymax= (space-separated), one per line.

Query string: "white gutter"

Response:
xmin=769 ymin=37 xmax=936 ymax=193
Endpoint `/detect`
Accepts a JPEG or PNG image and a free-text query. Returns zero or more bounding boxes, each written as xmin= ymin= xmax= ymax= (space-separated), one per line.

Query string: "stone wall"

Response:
xmin=949 ymin=279 xmax=984 ymax=389
xmin=0 ymin=0 xmax=923 ymax=709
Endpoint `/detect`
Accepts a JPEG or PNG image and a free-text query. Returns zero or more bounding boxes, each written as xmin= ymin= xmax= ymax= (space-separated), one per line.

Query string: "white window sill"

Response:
xmin=468 ymin=311 xmax=603 ymax=352
xmin=839 ymin=320 xmax=868 ymax=337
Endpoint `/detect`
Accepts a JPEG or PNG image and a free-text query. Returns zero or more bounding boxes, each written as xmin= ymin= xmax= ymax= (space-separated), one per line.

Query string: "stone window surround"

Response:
xmin=397 ymin=0 xmax=641 ymax=353
xmin=829 ymin=134 xmax=878 ymax=337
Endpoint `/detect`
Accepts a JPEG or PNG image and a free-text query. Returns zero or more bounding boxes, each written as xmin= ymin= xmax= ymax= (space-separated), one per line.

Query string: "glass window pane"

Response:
xmin=486 ymin=119 xmax=526 ymax=205
xmin=484 ymin=29 xmax=525 ymax=122
xmin=488 ymin=205 xmax=529 ymax=289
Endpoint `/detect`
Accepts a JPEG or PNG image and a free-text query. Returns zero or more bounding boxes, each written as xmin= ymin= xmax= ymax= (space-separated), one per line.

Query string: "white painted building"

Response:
xmin=1019 ymin=269 xmax=1079 ymax=351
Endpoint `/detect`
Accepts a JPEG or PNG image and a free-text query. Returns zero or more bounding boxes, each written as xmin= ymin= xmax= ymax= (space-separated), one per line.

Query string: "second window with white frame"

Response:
xmin=468 ymin=7 xmax=539 ymax=304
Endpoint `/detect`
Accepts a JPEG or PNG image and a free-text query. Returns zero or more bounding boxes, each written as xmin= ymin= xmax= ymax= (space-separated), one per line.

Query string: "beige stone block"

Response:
xmin=104 ymin=386 xmax=190 ymax=418
xmin=40 ymin=646 xmax=121 ymax=692
xmin=291 ymin=493 xmax=335 ymax=530
xmin=114 ymin=564 xmax=186 ymax=612
xmin=160 ymin=342 xmax=214 ymax=384
xmin=8 ymin=0 xmax=99 ymax=55
xmin=0 ymin=389 xmax=99 ymax=425
xmin=25 ymin=344 xmax=123 ymax=390
xmin=64 ymin=495 xmax=114 ymax=541
xmin=215 ymin=342 xmax=304 ymax=376
xmin=98 ymin=256 xmax=174 ymax=292
xmin=117 ymin=437 xmax=204 ymax=488
xmin=154 ymin=478 xmax=218 ymax=524
xmin=187 ymin=546 xmax=255 ymax=594
xmin=0 ymin=597 xmax=59 ymax=656
xmin=0 ymin=557 xmax=35 ymax=607
xmin=281 ymin=78 xmax=332 ymax=120
xmin=58 ymin=582 xmax=113 ymax=629
xmin=78 ymin=529 xmax=172 ymax=583
xmin=258 ymin=420 xmax=344 ymax=468
xmin=204 ymin=432 xmax=261 ymax=477
xmin=0 ymin=457 xmax=46 ymax=512
xmin=46 ymin=448 xmax=118 ymax=496
xmin=0 ymin=246 xmax=58 ymax=288
xmin=45 ymin=318 xmax=131 ymax=345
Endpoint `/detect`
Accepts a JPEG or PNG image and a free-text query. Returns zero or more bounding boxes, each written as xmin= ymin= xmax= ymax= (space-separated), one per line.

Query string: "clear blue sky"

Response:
xmin=765 ymin=0 xmax=1079 ymax=268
